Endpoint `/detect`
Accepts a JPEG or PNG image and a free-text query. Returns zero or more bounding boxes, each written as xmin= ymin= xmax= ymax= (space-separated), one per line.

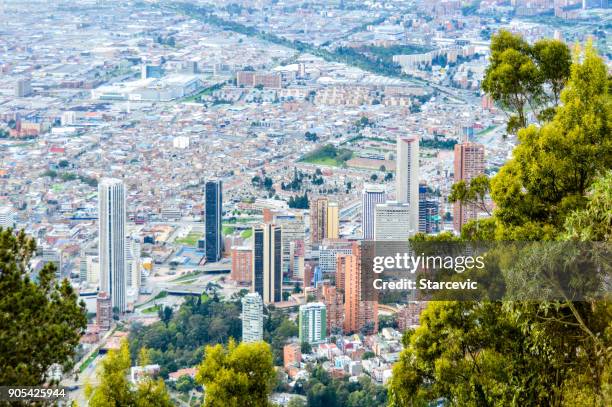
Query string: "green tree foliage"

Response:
xmin=0 ymin=229 xmax=87 ymax=386
xmin=264 ymin=307 xmax=299 ymax=365
xmin=86 ymin=340 xmax=173 ymax=407
xmin=196 ymin=340 xmax=276 ymax=407
xmin=491 ymin=42 xmax=611 ymax=240
xmin=129 ymin=295 xmax=241 ymax=377
xmin=299 ymin=367 xmax=387 ymax=407
xmin=389 ymin=40 xmax=612 ymax=407
xmin=482 ymin=30 xmax=571 ymax=132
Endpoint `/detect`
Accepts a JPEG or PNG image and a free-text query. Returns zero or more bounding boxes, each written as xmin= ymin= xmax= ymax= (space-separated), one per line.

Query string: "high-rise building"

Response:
xmin=310 ymin=197 xmax=329 ymax=247
xmin=15 ymin=78 xmax=32 ymax=97
xmin=231 ymin=246 xmax=252 ymax=284
xmin=274 ymin=214 xmax=305 ymax=274
xmin=252 ymin=224 xmax=282 ymax=304
xmin=310 ymin=197 xmax=340 ymax=247
xmin=205 ymin=181 xmax=223 ymax=263
xmin=96 ymin=291 xmax=112 ymax=331
xmin=241 ymin=293 xmax=263 ymax=343
xmin=396 ymin=136 xmax=420 ymax=231
xmin=321 ymin=284 xmax=344 ymax=335
xmin=318 ymin=239 xmax=353 ymax=274
xmin=453 ymin=142 xmax=485 ymax=232
xmin=336 ymin=254 xmax=349 ymax=293
xmin=283 ymin=343 xmax=302 ymax=368
xmin=299 ymin=302 xmax=327 ymax=344
xmin=125 ymin=236 xmax=141 ymax=290
xmin=362 ymin=184 xmax=386 ymax=239
xmin=312 ymin=266 xmax=323 ymax=288
xmin=419 ymin=183 xmax=440 ymax=234
xmin=98 ymin=178 xmax=127 ymax=313
xmin=343 ymin=242 xmax=378 ymax=334
xmin=0 ymin=206 xmax=16 ymax=229
xmin=326 ymin=202 xmax=339 ymax=239
xmin=374 ymin=201 xmax=414 ymax=241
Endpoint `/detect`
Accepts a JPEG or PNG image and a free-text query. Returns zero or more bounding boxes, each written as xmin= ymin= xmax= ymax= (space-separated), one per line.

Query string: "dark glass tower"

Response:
xmin=205 ymin=181 xmax=222 ymax=262
xmin=252 ymin=224 xmax=282 ymax=303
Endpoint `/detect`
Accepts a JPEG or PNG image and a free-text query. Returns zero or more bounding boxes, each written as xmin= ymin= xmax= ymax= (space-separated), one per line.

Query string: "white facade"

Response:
xmin=126 ymin=236 xmax=141 ymax=290
xmin=0 ymin=206 xmax=16 ymax=229
xmin=374 ymin=201 xmax=414 ymax=241
xmin=241 ymin=293 xmax=263 ymax=343
xmin=396 ymin=136 xmax=419 ymax=234
xmin=361 ymin=184 xmax=386 ymax=240
xmin=299 ymin=302 xmax=327 ymax=345
xmin=99 ymin=178 xmax=127 ymax=312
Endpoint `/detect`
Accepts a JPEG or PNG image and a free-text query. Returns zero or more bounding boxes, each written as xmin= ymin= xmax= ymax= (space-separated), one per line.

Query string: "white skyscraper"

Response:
xmin=0 ymin=206 xmax=16 ymax=229
xmin=396 ymin=136 xmax=419 ymax=232
xmin=299 ymin=302 xmax=327 ymax=345
xmin=99 ymin=178 xmax=127 ymax=313
xmin=241 ymin=292 xmax=263 ymax=343
xmin=361 ymin=184 xmax=386 ymax=240
xmin=374 ymin=201 xmax=414 ymax=241
xmin=125 ymin=236 xmax=141 ymax=290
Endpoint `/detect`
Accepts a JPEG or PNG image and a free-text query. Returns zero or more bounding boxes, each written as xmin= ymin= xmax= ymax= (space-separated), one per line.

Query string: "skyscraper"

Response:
xmin=310 ymin=197 xmax=328 ymax=247
xmin=453 ymin=142 xmax=485 ymax=232
xmin=99 ymin=178 xmax=127 ymax=313
xmin=374 ymin=201 xmax=414 ymax=241
xmin=252 ymin=223 xmax=282 ymax=304
xmin=205 ymin=181 xmax=223 ymax=262
xmin=326 ymin=202 xmax=339 ymax=239
xmin=361 ymin=184 xmax=386 ymax=239
xmin=343 ymin=242 xmax=378 ymax=334
xmin=241 ymin=292 xmax=263 ymax=343
xmin=396 ymin=136 xmax=420 ymax=232
xmin=299 ymin=302 xmax=327 ymax=345
xmin=419 ymin=183 xmax=440 ymax=234
xmin=310 ymin=197 xmax=340 ymax=247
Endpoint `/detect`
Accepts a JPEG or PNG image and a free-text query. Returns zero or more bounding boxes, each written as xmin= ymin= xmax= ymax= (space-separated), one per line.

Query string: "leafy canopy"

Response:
xmin=0 ymin=228 xmax=87 ymax=386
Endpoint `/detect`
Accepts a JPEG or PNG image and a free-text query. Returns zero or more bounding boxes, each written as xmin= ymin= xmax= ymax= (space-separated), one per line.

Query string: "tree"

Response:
xmin=300 ymin=341 xmax=312 ymax=354
xmin=86 ymin=339 xmax=173 ymax=407
xmin=491 ymin=42 xmax=611 ymax=240
xmin=482 ymin=30 xmax=571 ymax=133
xmin=0 ymin=229 xmax=87 ymax=386
xmin=389 ymin=40 xmax=611 ymax=407
xmin=196 ymin=340 xmax=275 ymax=407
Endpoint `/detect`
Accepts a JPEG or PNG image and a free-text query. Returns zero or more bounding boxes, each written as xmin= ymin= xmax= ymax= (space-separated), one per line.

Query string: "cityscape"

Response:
xmin=0 ymin=0 xmax=610 ymax=406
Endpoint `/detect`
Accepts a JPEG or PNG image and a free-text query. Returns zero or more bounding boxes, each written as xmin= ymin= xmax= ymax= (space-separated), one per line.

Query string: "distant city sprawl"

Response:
xmin=0 ymin=1 xmax=610 ymax=406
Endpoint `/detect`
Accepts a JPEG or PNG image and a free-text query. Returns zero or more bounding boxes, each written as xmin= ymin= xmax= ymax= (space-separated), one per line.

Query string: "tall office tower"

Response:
xmin=99 ymin=178 xmax=127 ymax=313
xmin=86 ymin=255 xmax=100 ymax=286
xmin=15 ymin=78 xmax=32 ymax=97
xmin=362 ymin=184 xmax=386 ymax=239
xmin=205 ymin=181 xmax=223 ymax=263
xmin=231 ymin=246 xmax=253 ymax=285
xmin=290 ymin=240 xmax=305 ymax=280
xmin=319 ymin=239 xmax=353 ymax=274
xmin=343 ymin=242 xmax=378 ymax=334
xmin=96 ymin=291 xmax=112 ymax=331
xmin=453 ymin=142 xmax=485 ymax=233
xmin=321 ymin=284 xmax=344 ymax=335
xmin=396 ymin=136 xmax=420 ymax=232
xmin=125 ymin=236 xmax=141 ymax=289
xmin=252 ymin=224 xmax=282 ymax=304
xmin=312 ymin=266 xmax=323 ymax=288
xmin=326 ymin=202 xmax=339 ymax=239
xmin=299 ymin=302 xmax=327 ymax=345
xmin=310 ymin=197 xmax=329 ymax=247
xmin=336 ymin=253 xmax=349 ymax=293
xmin=419 ymin=183 xmax=440 ymax=234
xmin=374 ymin=201 xmax=414 ymax=241
xmin=241 ymin=292 xmax=263 ymax=343
xmin=274 ymin=214 xmax=305 ymax=274
xmin=0 ymin=206 xmax=16 ymax=229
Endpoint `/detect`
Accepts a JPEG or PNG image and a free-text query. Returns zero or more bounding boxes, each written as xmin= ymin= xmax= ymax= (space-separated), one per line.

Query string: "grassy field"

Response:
xmin=175 ymin=232 xmax=202 ymax=246
xmin=134 ymin=290 xmax=168 ymax=309
xmin=79 ymin=349 xmax=99 ymax=373
xmin=300 ymin=144 xmax=353 ymax=167
xmin=142 ymin=304 xmax=161 ymax=314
